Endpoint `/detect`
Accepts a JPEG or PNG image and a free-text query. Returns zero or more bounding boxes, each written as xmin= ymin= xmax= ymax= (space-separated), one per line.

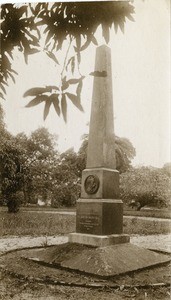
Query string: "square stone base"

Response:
xmin=76 ymin=199 xmax=123 ymax=235
xmin=68 ymin=232 xmax=130 ymax=247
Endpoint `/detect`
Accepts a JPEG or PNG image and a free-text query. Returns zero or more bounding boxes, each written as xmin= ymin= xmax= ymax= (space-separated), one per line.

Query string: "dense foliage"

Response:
xmin=14 ymin=128 xmax=59 ymax=205
xmin=50 ymin=148 xmax=81 ymax=207
xmin=120 ymin=167 xmax=171 ymax=210
xmin=0 ymin=102 xmax=137 ymax=211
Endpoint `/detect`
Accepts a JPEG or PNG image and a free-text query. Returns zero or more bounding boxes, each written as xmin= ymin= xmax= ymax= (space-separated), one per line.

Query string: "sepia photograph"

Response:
xmin=0 ymin=0 xmax=170 ymax=299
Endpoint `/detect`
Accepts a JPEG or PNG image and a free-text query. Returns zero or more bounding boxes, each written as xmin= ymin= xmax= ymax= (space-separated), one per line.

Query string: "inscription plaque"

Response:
xmin=78 ymin=214 xmax=100 ymax=233
xmin=84 ymin=175 xmax=99 ymax=194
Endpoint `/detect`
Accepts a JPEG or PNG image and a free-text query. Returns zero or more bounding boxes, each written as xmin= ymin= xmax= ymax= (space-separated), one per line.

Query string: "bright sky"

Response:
xmin=2 ymin=0 xmax=170 ymax=167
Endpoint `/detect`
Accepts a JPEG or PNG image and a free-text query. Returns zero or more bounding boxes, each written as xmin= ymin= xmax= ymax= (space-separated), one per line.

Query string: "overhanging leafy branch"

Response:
xmin=1 ymin=2 xmax=135 ymax=120
xmin=23 ymin=76 xmax=85 ymax=122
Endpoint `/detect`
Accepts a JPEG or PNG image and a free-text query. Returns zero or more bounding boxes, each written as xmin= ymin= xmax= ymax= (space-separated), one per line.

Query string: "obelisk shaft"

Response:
xmin=69 ymin=45 xmax=125 ymax=243
xmin=86 ymin=45 xmax=116 ymax=169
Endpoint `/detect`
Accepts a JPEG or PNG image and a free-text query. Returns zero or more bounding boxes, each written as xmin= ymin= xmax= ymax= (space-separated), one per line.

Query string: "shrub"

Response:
xmin=6 ymin=193 xmax=20 ymax=213
xmin=51 ymin=181 xmax=81 ymax=208
xmin=120 ymin=167 xmax=171 ymax=210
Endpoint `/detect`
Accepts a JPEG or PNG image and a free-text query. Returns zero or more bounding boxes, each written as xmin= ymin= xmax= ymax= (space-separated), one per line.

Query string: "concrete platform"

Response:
xmin=61 ymin=243 xmax=171 ymax=277
xmin=21 ymin=242 xmax=171 ymax=277
xmin=68 ymin=232 xmax=130 ymax=247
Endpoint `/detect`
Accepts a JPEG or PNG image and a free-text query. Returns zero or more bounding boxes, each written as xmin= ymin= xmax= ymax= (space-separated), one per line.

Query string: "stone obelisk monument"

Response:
xmin=66 ymin=46 xmax=170 ymax=275
xmin=69 ymin=45 xmax=129 ymax=246
xmin=24 ymin=45 xmax=170 ymax=277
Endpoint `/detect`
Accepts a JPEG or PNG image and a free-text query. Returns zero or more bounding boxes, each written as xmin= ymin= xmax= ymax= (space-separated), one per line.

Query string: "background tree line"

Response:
xmin=0 ymin=104 xmax=170 ymax=212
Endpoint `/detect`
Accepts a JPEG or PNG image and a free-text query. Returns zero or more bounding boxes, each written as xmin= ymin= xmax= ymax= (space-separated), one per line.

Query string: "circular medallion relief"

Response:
xmin=84 ymin=175 xmax=100 ymax=194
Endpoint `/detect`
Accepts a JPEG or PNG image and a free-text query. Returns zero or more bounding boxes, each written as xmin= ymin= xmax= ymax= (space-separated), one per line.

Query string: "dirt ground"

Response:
xmin=0 ymin=234 xmax=170 ymax=299
xmin=0 ymin=270 xmax=170 ymax=300
xmin=0 ymin=246 xmax=170 ymax=300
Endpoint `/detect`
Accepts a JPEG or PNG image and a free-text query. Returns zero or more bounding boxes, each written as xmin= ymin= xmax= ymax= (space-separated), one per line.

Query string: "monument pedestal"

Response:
xmin=68 ymin=233 xmax=130 ymax=247
xmin=69 ymin=197 xmax=129 ymax=247
xmin=76 ymin=199 xmax=123 ymax=235
xmin=69 ymin=196 xmax=130 ymax=247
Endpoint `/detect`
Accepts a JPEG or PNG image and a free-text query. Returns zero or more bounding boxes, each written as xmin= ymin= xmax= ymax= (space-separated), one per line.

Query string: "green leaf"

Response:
xmin=23 ymin=28 xmax=39 ymax=44
xmin=57 ymin=39 xmax=63 ymax=51
xmin=46 ymin=86 xmax=59 ymax=91
xmin=10 ymin=69 xmax=18 ymax=75
xmin=24 ymin=52 xmax=28 ymax=64
xmin=77 ymin=51 xmax=81 ymax=64
xmin=61 ymin=93 xmax=67 ymax=122
xmin=0 ymin=92 xmax=5 ymax=100
xmin=25 ymin=95 xmax=48 ymax=108
xmin=23 ymin=87 xmax=47 ymax=97
xmin=118 ymin=20 xmax=125 ymax=34
xmin=76 ymin=81 xmax=83 ymax=98
xmin=7 ymin=71 xmax=15 ymax=83
xmin=51 ymin=40 xmax=57 ymax=52
xmin=51 ymin=94 xmax=60 ymax=116
xmin=0 ymin=84 xmax=7 ymax=94
xmin=46 ymin=51 xmax=59 ymax=64
xmin=71 ymin=57 xmax=75 ymax=74
xmin=61 ymin=77 xmax=69 ymax=91
xmin=67 ymin=78 xmax=80 ymax=85
xmin=7 ymin=51 xmax=13 ymax=60
xmin=22 ymin=36 xmax=30 ymax=51
xmin=44 ymin=99 xmax=52 ymax=120
xmin=80 ymin=38 xmax=91 ymax=52
xmin=38 ymin=9 xmax=46 ymax=19
xmin=66 ymin=92 xmax=84 ymax=112
xmin=1 ymin=80 xmax=8 ymax=86
xmin=66 ymin=56 xmax=74 ymax=71
xmin=36 ymin=28 xmax=41 ymax=39
xmin=35 ymin=3 xmax=42 ymax=15
xmin=29 ymin=3 xmax=35 ymax=14
xmin=126 ymin=14 xmax=135 ymax=22
xmin=114 ymin=21 xmax=119 ymax=33
xmin=28 ymin=48 xmax=40 ymax=55
xmin=76 ymin=36 xmax=81 ymax=50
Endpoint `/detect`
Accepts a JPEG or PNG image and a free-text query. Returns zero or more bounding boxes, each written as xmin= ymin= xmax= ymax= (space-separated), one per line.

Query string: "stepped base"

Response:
xmin=21 ymin=242 xmax=171 ymax=278
xmin=61 ymin=243 xmax=171 ymax=277
xmin=68 ymin=232 xmax=130 ymax=247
